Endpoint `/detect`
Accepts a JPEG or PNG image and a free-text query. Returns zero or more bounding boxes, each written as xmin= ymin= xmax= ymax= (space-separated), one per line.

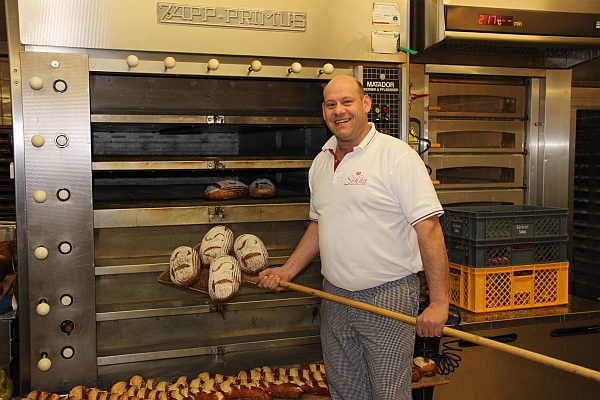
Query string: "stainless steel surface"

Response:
xmin=93 ymin=203 xmax=310 ymax=228
xmin=92 ymin=158 xmax=314 ymax=171
xmin=411 ymin=0 xmax=600 ymax=68
xmin=5 ymin=0 xmax=30 ymax=391
xmin=16 ymin=0 xmax=409 ymax=64
xmin=538 ymin=69 xmax=572 ymax=209
xmin=91 ymin=115 xmax=326 ymax=126
xmin=20 ymin=51 xmax=97 ymax=389
xmin=433 ymin=296 xmax=600 ymax=400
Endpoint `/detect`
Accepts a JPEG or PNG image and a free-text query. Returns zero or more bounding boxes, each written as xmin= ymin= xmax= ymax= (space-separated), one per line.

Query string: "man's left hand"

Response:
xmin=415 ymin=301 xmax=449 ymax=337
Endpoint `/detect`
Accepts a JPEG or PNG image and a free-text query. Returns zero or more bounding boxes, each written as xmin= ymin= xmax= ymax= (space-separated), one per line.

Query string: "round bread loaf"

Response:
xmin=249 ymin=178 xmax=276 ymax=198
xmin=169 ymin=246 xmax=200 ymax=287
xmin=208 ymin=255 xmax=241 ymax=302
xmin=196 ymin=225 xmax=234 ymax=266
xmin=233 ymin=234 xmax=269 ymax=275
xmin=205 ymin=180 xmax=249 ymax=200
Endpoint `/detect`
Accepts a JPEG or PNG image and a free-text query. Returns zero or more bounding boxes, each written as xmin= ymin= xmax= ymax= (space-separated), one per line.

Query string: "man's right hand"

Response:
xmin=257 ymin=266 xmax=295 ymax=292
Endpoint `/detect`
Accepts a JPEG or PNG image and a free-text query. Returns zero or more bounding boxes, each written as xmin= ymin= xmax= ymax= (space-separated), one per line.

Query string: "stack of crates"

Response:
xmin=440 ymin=205 xmax=569 ymax=313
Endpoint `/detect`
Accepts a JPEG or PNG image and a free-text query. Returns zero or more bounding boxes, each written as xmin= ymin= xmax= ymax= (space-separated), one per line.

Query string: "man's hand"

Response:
xmin=257 ymin=266 xmax=295 ymax=292
xmin=415 ymin=301 xmax=448 ymax=337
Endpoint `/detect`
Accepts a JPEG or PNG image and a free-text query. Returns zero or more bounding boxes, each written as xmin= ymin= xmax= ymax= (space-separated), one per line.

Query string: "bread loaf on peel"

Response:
xmin=205 ymin=180 xmax=249 ymax=200
xmin=196 ymin=225 xmax=234 ymax=267
xmin=169 ymin=246 xmax=200 ymax=287
xmin=208 ymin=255 xmax=241 ymax=302
xmin=233 ymin=233 xmax=269 ymax=275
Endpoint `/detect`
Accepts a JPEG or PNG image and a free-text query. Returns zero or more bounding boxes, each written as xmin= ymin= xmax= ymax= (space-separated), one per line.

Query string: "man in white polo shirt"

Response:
xmin=258 ymin=75 xmax=449 ymax=400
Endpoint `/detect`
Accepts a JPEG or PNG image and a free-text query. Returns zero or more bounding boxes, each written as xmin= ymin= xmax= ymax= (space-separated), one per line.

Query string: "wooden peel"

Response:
xmin=251 ymin=276 xmax=600 ymax=383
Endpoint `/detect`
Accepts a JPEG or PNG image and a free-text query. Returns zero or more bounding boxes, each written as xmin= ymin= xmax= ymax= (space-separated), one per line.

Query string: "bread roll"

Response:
xmin=208 ymin=255 xmax=241 ymax=302
xmin=197 ymin=225 xmax=234 ymax=266
xmin=205 ymin=180 xmax=249 ymax=200
xmin=413 ymin=356 xmax=437 ymax=377
xmin=249 ymin=178 xmax=276 ymax=198
xmin=220 ymin=381 xmax=273 ymax=400
xmin=169 ymin=246 xmax=200 ymax=287
xmin=411 ymin=365 xmax=422 ymax=382
xmin=262 ymin=381 xmax=303 ymax=399
xmin=233 ymin=234 xmax=269 ymax=275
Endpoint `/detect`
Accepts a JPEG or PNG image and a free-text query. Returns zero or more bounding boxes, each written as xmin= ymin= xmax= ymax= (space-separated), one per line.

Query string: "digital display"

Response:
xmin=478 ymin=14 xmax=514 ymax=26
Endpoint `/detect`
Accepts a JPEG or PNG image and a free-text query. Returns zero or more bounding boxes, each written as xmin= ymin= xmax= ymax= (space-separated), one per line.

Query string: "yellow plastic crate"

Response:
xmin=449 ymin=262 xmax=569 ymax=313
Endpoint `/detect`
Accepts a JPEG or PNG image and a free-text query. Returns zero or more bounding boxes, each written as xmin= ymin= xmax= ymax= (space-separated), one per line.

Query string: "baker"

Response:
xmin=258 ymin=75 xmax=449 ymax=400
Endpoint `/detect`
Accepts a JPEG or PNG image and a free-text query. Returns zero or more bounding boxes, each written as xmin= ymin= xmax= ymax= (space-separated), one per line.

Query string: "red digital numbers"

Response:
xmin=478 ymin=14 xmax=514 ymax=26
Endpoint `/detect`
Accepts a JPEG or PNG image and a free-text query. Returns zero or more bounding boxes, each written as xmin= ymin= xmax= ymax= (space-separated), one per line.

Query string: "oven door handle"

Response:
xmin=550 ymin=325 xmax=600 ymax=338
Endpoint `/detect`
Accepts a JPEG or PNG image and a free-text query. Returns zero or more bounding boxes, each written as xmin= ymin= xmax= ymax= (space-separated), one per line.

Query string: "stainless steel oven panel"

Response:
xmin=428 ymin=82 xmax=526 ymax=118
xmin=436 ymin=189 xmax=524 ymax=207
xmin=428 ymin=154 xmax=524 ymax=189
xmin=20 ymin=51 xmax=97 ymax=391
xmin=427 ymin=120 xmax=525 ymax=153
xmin=16 ymin=0 xmax=409 ymax=65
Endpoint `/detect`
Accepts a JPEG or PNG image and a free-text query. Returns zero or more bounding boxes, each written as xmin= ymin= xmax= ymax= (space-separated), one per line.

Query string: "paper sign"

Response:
xmin=371 ymin=30 xmax=400 ymax=54
xmin=372 ymin=2 xmax=400 ymax=25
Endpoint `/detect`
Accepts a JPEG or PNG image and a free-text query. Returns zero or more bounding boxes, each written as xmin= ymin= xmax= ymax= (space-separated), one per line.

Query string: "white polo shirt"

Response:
xmin=309 ymin=123 xmax=443 ymax=291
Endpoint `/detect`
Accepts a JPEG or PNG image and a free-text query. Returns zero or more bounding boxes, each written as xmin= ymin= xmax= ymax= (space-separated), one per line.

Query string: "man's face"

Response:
xmin=322 ymin=77 xmax=372 ymax=147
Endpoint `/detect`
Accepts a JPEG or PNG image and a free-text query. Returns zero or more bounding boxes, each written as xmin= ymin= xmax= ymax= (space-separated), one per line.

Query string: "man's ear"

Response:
xmin=363 ymin=95 xmax=372 ymax=113
xmin=321 ymin=102 xmax=326 ymax=119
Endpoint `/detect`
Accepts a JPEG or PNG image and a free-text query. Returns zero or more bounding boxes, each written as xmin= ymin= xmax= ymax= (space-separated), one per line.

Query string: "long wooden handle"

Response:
xmin=278 ymin=280 xmax=600 ymax=383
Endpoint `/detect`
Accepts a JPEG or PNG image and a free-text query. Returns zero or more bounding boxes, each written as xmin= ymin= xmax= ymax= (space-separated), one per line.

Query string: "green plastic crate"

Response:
xmin=446 ymin=235 xmax=569 ymax=268
xmin=441 ymin=205 xmax=568 ymax=241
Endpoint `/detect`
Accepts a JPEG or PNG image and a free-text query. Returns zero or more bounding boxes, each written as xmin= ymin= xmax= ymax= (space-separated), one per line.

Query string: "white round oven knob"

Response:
xmin=34 ymin=190 xmax=47 ymax=203
xmin=207 ymin=59 xmax=220 ymax=71
xmin=38 ymin=357 xmax=52 ymax=372
xmin=31 ymin=135 xmax=45 ymax=147
xmin=164 ymin=57 xmax=177 ymax=69
xmin=36 ymin=302 xmax=50 ymax=316
xmin=321 ymin=63 xmax=334 ymax=75
xmin=126 ymin=55 xmax=139 ymax=68
xmin=29 ymin=76 xmax=44 ymax=90
xmin=289 ymin=62 xmax=302 ymax=74
xmin=34 ymin=246 xmax=49 ymax=260
xmin=249 ymin=60 xmax=262 ymax=72
xmin=60 ymin=295 xmax=73 ymax=306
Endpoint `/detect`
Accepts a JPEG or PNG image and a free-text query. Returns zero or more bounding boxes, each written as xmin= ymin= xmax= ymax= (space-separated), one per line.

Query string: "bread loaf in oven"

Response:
xmin=233 ymin=234 xmax=269 ymax=275
xmin=249 ymin=178 xmax=276 ymax=198
xmin=208 ymin=255 xmax=241 ymax=302
xmin=197 ymin=225 xmax=234 ymax=267
xmin=205 ymin=180 xmax=249 ymax=200
xmin=169 ymin=246 xmax=200 ymax=287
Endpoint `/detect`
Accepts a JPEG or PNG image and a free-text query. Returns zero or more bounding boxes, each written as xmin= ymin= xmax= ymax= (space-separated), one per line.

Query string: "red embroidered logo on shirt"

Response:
xmin=344 ymin=171 xmax=367 ymax=186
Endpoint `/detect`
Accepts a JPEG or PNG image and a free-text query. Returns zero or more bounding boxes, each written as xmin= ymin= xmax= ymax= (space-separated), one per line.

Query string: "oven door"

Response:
xmin=429 ymin=154 xmax=524 ymax=189
xmin=428 ymin=81 xmax=526 ymax=119
xmin=428 ymin=120 xmax=524 ymax=154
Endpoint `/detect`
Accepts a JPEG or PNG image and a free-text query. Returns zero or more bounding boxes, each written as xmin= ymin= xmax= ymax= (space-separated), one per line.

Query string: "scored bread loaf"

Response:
xmin=169 ymin=246 xmax=200 ymax=287
xmin=249 ymin=178 xmax=276 ymax=198
xmin=196 ymin=225 xmax=234 ymax=267
xmin=233 ymin=234 xmax=269 ymax=275
xmin=205 ymin=180 xmax=249 ymax=200
xmin=208 ymin=255 xmax=241 ymax=302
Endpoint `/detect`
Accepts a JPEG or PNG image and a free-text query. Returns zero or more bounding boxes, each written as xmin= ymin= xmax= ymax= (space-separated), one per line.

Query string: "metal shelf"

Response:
xmin=92 ymin=156 xmax=314 ymax=171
